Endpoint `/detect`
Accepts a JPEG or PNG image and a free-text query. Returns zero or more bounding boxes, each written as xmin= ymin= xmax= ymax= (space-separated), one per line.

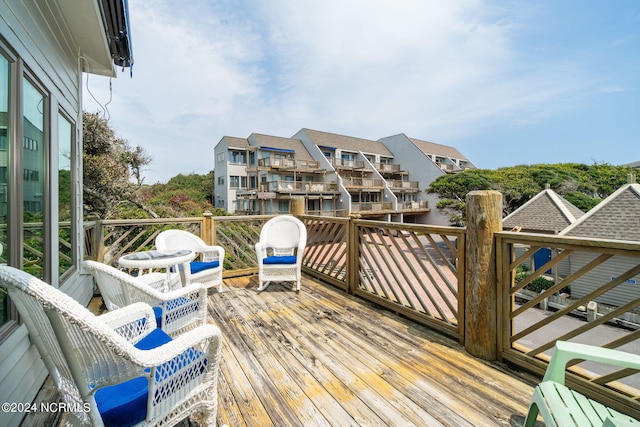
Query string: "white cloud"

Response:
xmin=83 ymin=0 xmax=621 ymax=182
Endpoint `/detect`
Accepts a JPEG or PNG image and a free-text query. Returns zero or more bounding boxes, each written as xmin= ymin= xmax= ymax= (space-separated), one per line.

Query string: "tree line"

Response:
xmin=426 ymin=163 xmax=635 ymax=226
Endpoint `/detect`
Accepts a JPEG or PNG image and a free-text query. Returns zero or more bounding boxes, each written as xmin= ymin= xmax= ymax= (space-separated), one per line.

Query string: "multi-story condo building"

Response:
xmin=214 ymin=128 xmax=475 ymax=225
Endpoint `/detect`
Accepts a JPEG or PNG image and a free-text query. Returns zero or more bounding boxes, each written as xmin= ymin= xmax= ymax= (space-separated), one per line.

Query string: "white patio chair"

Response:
xmin=155 ymin=229 xmax=225 ymax=292
xmin=255 ymin=215 xmax=307 ymax=291
xmin=0 ymin=265 xmax=222 ymax=427
xmin=83 ymin=260 xmax=208 ymax=337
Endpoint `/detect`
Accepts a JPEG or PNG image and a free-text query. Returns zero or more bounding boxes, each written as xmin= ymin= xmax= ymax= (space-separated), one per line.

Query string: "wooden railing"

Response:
xmin=351 ymin=202 xmax=394 ymax=213
xmin=264 ymin=181 xmax=338 ymax=193
xmin=386 ymin=179 xmax=419 ymax=190
xmin=496 ymin=231 xmax=640 ymax=414
xmin=85 ymin=198 xmax=640 ymax=417
xmin=258 ymin=157 xmax=320 ymax=170
xmin=372 ymin=162 xmax=401 ymax=173
xmin=341 ymin=177 xmax=384 ymax=188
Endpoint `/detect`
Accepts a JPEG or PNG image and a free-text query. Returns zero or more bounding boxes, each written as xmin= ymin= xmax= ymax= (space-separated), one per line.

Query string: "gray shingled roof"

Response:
xmin=409 ymin=137 xmax=469 ymax=161
xmin=300 ymin=128 xmax=393 ymax=157
xmin=502 ymin=189 xmax=584 ymax=233
xmin=250 ymin=133 xmax=313 ymax=161
xmin=560 ymin=183 xmax=640 ymax=242
xmin=222 ymin=136 xmax=250 ymax=149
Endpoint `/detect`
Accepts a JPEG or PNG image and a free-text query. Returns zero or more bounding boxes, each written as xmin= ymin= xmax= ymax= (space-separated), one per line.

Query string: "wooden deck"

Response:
xmin=211 ymin=275 xmax=539 ymax=427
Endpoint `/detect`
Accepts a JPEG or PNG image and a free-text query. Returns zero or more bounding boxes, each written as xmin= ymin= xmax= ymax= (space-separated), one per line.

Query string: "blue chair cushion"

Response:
xmin=152 ymin=297 xmax=193 ymax=328
xmin=189 ymin=260 xmax=219 ymax=274
xmin=263 ymin=255 xmax=297 ymax=264
xmin=95 ymin=329 xmax=171 ymax=426
xmin=95 ymin=328 xmax=207 ymax=427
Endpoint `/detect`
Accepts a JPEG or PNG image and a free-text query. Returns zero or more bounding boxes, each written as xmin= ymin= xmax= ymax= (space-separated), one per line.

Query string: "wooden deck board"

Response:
xmin=210 ymin=276 xmax=537 ymax=427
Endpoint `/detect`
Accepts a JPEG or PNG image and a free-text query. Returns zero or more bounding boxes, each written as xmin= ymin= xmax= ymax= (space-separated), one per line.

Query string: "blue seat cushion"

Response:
xmin=95 ymin=328 xmax=206 ymax=426
xmin=189 ymin=260 xmax=219 ymax=274
xmin=95 ymin=329 xmax=171 ymax=426
xmin=95 ymin=376 xmax=148 ymax=427
xmin=152 ymin=297 xmax=193 ymax=328
xmin=263 ymin=255 xmax=297 ymax=264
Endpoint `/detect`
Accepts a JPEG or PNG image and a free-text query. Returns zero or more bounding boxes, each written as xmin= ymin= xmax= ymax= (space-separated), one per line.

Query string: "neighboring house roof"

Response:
xmin=300 ymin=128 xmax=393 ymax=157
xmin=408 ymin=137 xmax=470 ymax=161
xmin=560 ymin=183 xmax=640 ymax=241
xmin=249 ymin=134 xmax=314 ymax=161
xmin=624 ymin=160 xmax=640 ymax=169
xmin=222 ymin=136 xmax=250 ymax=149
xmin=503 ymin=189 xmax=585 ymax=233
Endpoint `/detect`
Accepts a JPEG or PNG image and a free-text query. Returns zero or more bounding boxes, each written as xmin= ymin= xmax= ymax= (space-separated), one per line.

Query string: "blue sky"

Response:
xmin=83 ymin=0 xmax=640 ymax=184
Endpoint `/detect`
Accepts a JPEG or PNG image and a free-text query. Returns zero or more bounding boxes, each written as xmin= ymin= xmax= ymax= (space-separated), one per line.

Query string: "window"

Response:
xmin=229 ymin=150 xmax=246 ymax=165
xmin=240 ymin=176 xmax=247 ymax=188
xmin=229 ymin=176 xmax=240 ymax=188
xmin=217 ymin=177 xmax=224 ymax=185
xmin=22 ymin=77 xmax=46 ymax=279
xmin=216 ymin=152 xmax=225 ymax=162
xmin=58 ymin=113 xmax=74 ymax=278
xmin=0 ymin=53 xmax=9 ymax=328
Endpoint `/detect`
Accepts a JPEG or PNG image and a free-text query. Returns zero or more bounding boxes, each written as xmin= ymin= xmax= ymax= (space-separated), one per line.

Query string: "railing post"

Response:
xmin=93 ymin=219 xmax=106 ymax=262
xmin=347 ymin=214 xmax=360 ymax=294
xmin=291 ymin=196 xmax=305 ymax=215
xmin=202 ymin=210 xmax=214 ymax=245
xmin=465 ymin=190 xmax=502 ymax=360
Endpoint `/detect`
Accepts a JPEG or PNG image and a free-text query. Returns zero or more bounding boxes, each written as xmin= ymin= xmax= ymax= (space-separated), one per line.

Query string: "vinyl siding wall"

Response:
xmin=0 ymin=1 xmax=93 ymax=425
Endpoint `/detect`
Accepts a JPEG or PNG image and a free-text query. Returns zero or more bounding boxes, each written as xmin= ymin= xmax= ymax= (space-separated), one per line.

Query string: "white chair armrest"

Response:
xmin=545 ymin=341 xmax=640 ymax=384
xmin=200 ymin=245 xmax=225 ymax=263
xmin=98 ymin=302 xmax=157 ymax=342
xmin=129 ymin=324 xmax=222 ymax=366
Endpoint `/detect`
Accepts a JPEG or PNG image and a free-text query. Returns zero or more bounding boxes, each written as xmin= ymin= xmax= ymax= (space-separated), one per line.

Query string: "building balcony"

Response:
xmin=258 ymin=156 xmax=321 ymax=171
xmin=372 ymin=162 xmax=402 ymax=173
xmin=351 ymin=201 xmax=394 ymax=213
xmin=342 ymin=177 xmax=384 ymax=189
xmin=262 ymin=181 xmax=339 ymax=193
xmin=327 ymin=157 xmax=367 ymax=170
xmin=387 ymin=179 xmax=420 ymax=192
xmin=398 ymin=200 xmax=429 ymax=211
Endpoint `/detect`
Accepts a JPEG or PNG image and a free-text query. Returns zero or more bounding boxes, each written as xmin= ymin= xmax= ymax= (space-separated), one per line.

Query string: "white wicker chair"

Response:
xmin=155 ymin=230 xmax=225 ymax=292
xmin=0 ymin=265 xmax=222 ymax=427
xmin=83 ymin=260 xmax=208 ymax=338
xmin=255 ymin=215 xmax=307 ymax=291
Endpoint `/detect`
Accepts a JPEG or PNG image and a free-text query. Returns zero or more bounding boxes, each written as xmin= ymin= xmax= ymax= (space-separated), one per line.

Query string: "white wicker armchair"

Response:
xmin=83 ymin=260 xmax=208 ymax=338
xmin=0 ymin=266 xmax=222 ymax=427
xmin=255 ymin=215 xmax=307 ymax=291
xmin=155 ymin=230 xmax=225 ymax=292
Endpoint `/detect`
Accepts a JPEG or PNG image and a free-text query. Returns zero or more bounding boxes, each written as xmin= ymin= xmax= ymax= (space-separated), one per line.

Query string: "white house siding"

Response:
xmin=378 ymin=134 xmax=451 ymax=226
xmin=1 ymin=1 xmax=96 ymax=425
xmin=569 ymin=252 xmax=640 ymax=308
xmin=0 ymin=325 xmax=48 ymax=427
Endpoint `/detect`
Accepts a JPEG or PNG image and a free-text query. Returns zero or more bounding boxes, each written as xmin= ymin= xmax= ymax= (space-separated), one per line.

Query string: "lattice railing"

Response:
xmin=497 ymin=231 xmax=640 ymax=410
xmin=300 ymin=216 xmax=349 ymax=291
xmin=354 ymin=219 xmax=464 ymax=337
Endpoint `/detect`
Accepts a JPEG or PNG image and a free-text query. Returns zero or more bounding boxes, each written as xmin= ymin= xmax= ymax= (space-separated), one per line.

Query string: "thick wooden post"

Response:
xmin=202 ymin=210 xmax=214 ymax=245
xmin=465 ymin=190 xmax=502 ymax=360
xmin=291 ymin=196 xmax=305 ymax=215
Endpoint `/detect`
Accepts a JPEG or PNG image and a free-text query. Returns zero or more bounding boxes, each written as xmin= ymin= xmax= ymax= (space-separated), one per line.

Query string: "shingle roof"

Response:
xmin=300 ymin=128 xmax=393 ymax=157
xmin=502 ymin=189 xmax=584 ymax=233
xmin=408 ymin=137 xmax=469 ymax=161
xmin=222 ymin=136 xmax=250 ymax=149
xmin=249 ymin=133 xmax=313 ymax=161
xmin=559 ymin=183 xmax=640 ymax=242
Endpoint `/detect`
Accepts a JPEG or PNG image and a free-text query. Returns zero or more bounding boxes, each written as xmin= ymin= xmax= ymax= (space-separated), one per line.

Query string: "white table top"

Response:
xmin=118 ymin=249 xmax=196 ymax=269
